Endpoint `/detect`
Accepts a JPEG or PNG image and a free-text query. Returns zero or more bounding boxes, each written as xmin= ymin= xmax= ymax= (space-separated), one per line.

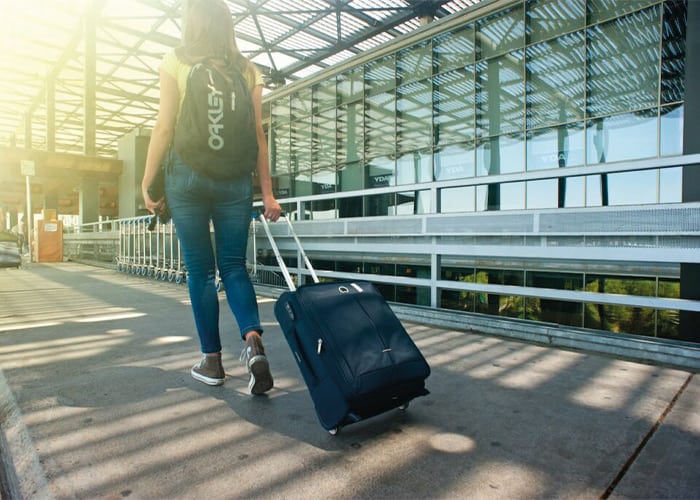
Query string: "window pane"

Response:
xmin=290 ymin=120 xmax=312 ymax=172
xmin=314 ymin=77 xmax=337 ymax=111
xmin=392 ymin=190 xmax=431 ymax=215
xmin=338 ymin=67 xmax=364 ymax=104
xmin=526 ymin=179 xmax=559 ymax=209
xmin=606 ymin=169 xmax=658 ymax=205
xmin=662 ymin=0 xmax=687 ymax=104
xmin=528 ymin=270 xmax=583 ymax=289
xmin=397 ymin=81 xmax=432 ymax=153
xmin=441 ymin=186 xmax=476 ymax=213
xmin=271 ymin=123 xmax=291 ymax=176
xmin=660 ymin=104 xmax=683 ymax=157
xmin=476 ymin=5 xmax=525 ymax=60
xmin=314 ymin=107 xmax=336 ymax=167
xmin=434 ymin=66 xmax=476 ymax=146
xmin=526 ymin=32 xmax=585 ymax=129
xmin=562 ymin=176 xmax=585 ymax=208
xmin=398 ymin=40 xmax=432 ymax=85
xmin=397 ymin=149 xmax=432 ymax=185
xmin=294 ymin=170 xmax=312 ymax=197
xmin=365 ymin=55 xmax=396 ymax=96
xmin=433 ymin=25 xmax=475 ymax=73
xmin=527 ymin=298 xmax=583 ymax=326
xmin=527 ymin=123 xmax=585 ymax=171
xmin=500 ymin=181 xmax=525 ymax=210
xmin=588 ymin=0 xmax=658 ymax=25
xmin=586 ymin=111 xmax=658 ymax=164
xmin=659 ymin=167 xmax=682 ymax=203
xmin=272 ymin=96 xmax=290 ymax=124
xmin=586 ymin=6 xmax=661 ymax=117
xmin=476 ymin=52 xmax=525 ymax=136
xmin=435 ymin=143 xmax=476 ymax=180
xmin=526 ymin=0 xmax=585 ymax=44
xmin=311 ymin=167 xmax=337 ymax=219
xmin=291 ymin=87 xmax=312 ymax=119
xmin=477 ymin=134 xmax=525 ymax=176
xmin=365 ymin=92 xmax=395 ymax=159
xmin=367 ymin=155 xmax=395 ymax=189
xmin=337 ymin=103 xmax=363 ymax=166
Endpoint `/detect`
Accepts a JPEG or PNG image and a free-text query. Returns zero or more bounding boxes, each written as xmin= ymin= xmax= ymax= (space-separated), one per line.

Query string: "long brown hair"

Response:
xmin=176 ymin=0 xmax=251 ymax=75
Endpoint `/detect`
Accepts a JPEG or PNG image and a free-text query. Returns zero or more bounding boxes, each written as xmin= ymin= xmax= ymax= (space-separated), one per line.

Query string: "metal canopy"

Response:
xmin=0 ymin=0 xmax=483 ymax=158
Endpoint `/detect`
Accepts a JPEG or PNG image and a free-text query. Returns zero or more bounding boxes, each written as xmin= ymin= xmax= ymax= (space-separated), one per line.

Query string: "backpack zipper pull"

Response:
xmin=317 ymin=338 xmax=323 ymax=354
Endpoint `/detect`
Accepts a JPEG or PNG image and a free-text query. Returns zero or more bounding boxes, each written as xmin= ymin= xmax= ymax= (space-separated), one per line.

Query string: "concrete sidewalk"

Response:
xmin=0 ymin=263 xmax=698 ymax=499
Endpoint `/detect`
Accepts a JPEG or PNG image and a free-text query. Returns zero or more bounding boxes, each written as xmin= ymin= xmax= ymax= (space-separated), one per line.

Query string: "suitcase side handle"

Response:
xmin=257 ymin=213 xmax=319 ymax=291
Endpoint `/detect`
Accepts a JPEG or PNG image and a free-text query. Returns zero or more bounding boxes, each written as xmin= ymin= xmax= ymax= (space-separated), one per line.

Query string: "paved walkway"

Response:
xmin=0 ymin=263 xmax=698 ymax=499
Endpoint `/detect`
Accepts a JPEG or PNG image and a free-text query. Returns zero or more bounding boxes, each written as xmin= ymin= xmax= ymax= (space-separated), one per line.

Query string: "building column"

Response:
xmin=680 ymin=0 xmax=700 ymax=342
xmin=79 ymin=178 xmax=100 ymax=226
xmin=84 ymin=0 xmax=97 ymax=157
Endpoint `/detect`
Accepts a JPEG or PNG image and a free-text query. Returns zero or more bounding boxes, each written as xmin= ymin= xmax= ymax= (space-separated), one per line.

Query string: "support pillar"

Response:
xmin=680 ymin=0 xmax=700 ymax=342
xmin=79 ymin=178 xmax=100 ymax=226
xmin=84 ymin=0 xmax=97 ymax=157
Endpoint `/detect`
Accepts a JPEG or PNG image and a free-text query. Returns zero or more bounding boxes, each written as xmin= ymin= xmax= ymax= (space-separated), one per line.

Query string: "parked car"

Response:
xmin=0 ymin=231 xmax=21 ymax=268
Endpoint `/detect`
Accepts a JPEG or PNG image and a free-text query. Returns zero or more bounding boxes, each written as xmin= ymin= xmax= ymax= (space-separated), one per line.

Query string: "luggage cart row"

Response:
xmin=116 ymin=216 xmax=187 ymax=283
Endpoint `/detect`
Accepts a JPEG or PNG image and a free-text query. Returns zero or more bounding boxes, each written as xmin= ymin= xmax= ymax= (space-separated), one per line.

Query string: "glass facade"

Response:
xmin=264 ymin=0 xmax=693 ymax=342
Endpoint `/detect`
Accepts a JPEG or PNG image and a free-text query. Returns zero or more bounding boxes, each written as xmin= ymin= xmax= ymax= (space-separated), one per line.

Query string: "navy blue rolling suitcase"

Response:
xmin=258 ymin=215 xmax=430 ymax=435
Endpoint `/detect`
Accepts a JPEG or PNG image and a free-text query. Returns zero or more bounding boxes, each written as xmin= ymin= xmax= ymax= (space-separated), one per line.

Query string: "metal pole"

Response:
xmin=25 ymin=175 xmax=32 ymax=261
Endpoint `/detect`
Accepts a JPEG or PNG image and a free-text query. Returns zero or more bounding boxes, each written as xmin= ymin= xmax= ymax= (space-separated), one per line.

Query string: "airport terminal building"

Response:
xmin=259 ymin=0 xmax=699 ymax=346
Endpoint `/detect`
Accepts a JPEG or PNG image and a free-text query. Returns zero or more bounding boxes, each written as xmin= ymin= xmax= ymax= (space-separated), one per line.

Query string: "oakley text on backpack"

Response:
xmin=174 ymin=61 xmax=258 ymax=180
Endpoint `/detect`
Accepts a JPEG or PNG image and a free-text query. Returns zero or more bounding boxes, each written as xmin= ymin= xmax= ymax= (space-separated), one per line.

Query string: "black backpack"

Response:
xmin=173 ymin=60 xmax=258 ymax=180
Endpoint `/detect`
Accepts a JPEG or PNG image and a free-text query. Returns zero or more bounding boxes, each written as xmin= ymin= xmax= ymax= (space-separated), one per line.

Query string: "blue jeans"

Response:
xmin=166 ymin=152 xmax=262 ymax=354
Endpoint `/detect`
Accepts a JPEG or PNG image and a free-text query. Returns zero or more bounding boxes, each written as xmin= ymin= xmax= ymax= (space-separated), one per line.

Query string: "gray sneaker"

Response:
xmin=240 ymin=335 xmax=273 ymax=395
xmin=191 ymin=354 xmax=225 ymax=386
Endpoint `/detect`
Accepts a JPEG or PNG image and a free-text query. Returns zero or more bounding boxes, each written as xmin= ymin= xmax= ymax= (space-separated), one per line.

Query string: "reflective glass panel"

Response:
xmin=365 ymin=92 xmax=396 ymax=159
xmin=440 ymin=290 xmax=476 ymax=312
xmin=477 ymin=134 xmax=525 ymax=176
xmin=658 ymin=277 xmax=680 ymax=299
xmin=586 ymin=6 xmax=661 ymax=117
xmin=290 ymin=87 xmax=312 ymax=119
xmin=434 ymin=143 xmax=476 ymax=180
xmin=588 ymin=0 xmax=659 ymax=25
xmin=314 ymin=107 xmax=336 ymax=167
xmin=526 ymin=123 xmax=585 ymax=170
xmin=527 ymin=298 xmax=583 ymax=326
xmin=527 ymin=270 xmax=583 ymax=289
xmin=606 ymin=170 xmax=658 ymax=206
xmin=476 ymin=52 xmax=525 ymax=137
xmin=475 ymin=293 xmax=524 ymax=319
xmin=657 ymin=309 xmax=680 ymax=339
xmin=314 ymin=77 xmax=337 ymax=111
xmin=561 ymin=176 xmax=585 ymax=208
xmin=311 ymin=167 xmax=337 ymax=220
xmin=526 ymin=179 xmax=559 ymax=209
xmin=398 ymin=40 xmax=432 ymax=85
xmin=272 ymin=96 xmax=290 ymax=124
xmin=526 ymin=32 xmax=585 ymax=129
xmin=337 ymin=67 xmax=364 ymax=104
xmin=500 ymin=181 xmax=526 ymax=210
xmin=290 ymin=120 xmax=312 ymax=172
xmin=433 ymin=25 xmax=475 ymax=73
xmin=392 ymin=190 xmax=431 ymax=215
xmin=365 ymin=55 xmax=396 ymax=96
xmin=365 ymin=193 xmax=395 ymax=217
xmin=367 ymin=155 xmax=395 ymax=188
xmin=440 ymin=186 xmax=476 ymax=213
xmin=586 ymin=111 xmax=658 ymax=164
xmin=662 ymin=0 xmax=686 ymax=104
xmin=660 ymin=104 xmax=683 ymax=157
xmin=337 ymin=103 xmax=364 ymax=166
xmin=271 ymin=122 xmax=291 ymax=176
xmin=526 ymin=0 xmax=585 ymax=44
xmin=433 ymin=66 xmax=476 ymax=146
xmin=397 ymin=81 xmax=432 ymax=153
xmin=476 ymin=4 xmax=525 ymax=60
xmin=659 ymin=167 xmax=682 ymax=203
xmin=397 ymin=149 xmax=433 ymax=185
xmin=294 ymin=170 xmax=312 ymax=197
xmin=584 ymin=303 xmax=656 ymax=336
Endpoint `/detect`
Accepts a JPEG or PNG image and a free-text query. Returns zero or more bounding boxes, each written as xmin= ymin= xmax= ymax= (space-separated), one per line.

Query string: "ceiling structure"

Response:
xmin=0 ymin=0 xmax=484 ymax=160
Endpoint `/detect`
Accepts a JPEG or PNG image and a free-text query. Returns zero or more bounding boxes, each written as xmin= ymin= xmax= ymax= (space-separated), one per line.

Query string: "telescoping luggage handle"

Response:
xmin=257 ymin=213 xmax=319 ymax=292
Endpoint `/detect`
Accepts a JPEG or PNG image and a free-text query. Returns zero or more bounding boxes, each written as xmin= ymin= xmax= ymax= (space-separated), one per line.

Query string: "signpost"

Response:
xmin=20 ymin=160 xmax=35 ymax=261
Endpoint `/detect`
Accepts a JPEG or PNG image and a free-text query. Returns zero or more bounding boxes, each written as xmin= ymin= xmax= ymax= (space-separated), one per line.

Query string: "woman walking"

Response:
xmin=141 ymin=0 xmax=281 ymax=394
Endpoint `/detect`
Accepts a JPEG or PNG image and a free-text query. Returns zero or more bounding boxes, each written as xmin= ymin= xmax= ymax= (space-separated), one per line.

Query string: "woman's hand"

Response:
xmin=262 ymin=195 xmax=282 ymax=222
xmin=142 ymin=186 xmax=164 ymax=215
